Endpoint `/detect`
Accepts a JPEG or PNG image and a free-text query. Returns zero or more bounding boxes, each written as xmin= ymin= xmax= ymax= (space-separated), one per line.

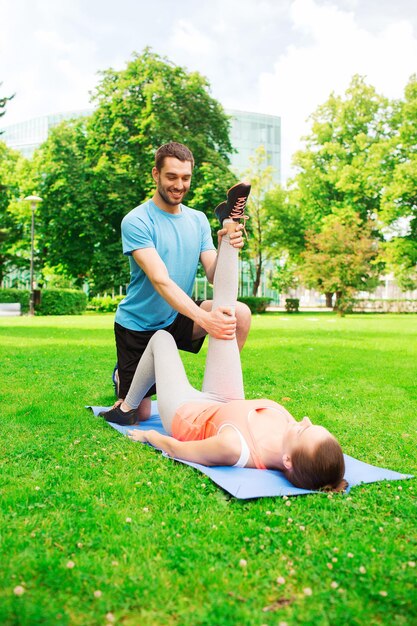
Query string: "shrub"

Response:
xmin=285 ymin=298 xmax=300 ymax=313
xmin=237 ymin=297 xmax=271 ymax=314
xmin=87 ymin=295 xmax=125 ymax=313
xmin=0 ymin=288 xmax=30 ymax=313
xmin=36 ymin=289 xmax=87 ymax=315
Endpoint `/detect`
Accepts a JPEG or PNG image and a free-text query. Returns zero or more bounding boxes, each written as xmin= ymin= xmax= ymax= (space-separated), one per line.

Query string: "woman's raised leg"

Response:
xmin=202 ymin=222 xmax=245 ymax=401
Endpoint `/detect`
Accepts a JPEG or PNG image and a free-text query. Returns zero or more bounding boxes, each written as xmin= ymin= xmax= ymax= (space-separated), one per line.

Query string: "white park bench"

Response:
xmin=0 ymin=303 xmax=22 ymax=317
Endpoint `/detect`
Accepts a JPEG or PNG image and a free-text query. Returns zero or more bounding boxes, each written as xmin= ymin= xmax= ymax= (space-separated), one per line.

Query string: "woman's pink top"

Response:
xmin=171 ymin=399 xmax=291 ymax=469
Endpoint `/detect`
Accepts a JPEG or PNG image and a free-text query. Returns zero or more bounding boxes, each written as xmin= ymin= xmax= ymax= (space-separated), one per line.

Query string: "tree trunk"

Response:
xmin=325 ymin=292 xmax=334 ymax=308
xmin=334 ymin=291 xmax=342 ymax=311
xmin=0 ymin=255 xmax=5 ymax=285
xmin=252 ymin=259 xmax=263 ymax=296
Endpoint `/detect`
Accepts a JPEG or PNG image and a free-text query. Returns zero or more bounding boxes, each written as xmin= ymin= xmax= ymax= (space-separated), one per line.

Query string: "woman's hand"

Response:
xmin=127 ymin=429 xmax=149 ymax=442
xmin=128 ymin=427 xmax=238 ymax=467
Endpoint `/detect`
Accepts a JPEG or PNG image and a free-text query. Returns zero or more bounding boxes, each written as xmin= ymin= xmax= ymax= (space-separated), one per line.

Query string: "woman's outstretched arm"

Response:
xmin=127 ymin=429 xmax=239 ymax=467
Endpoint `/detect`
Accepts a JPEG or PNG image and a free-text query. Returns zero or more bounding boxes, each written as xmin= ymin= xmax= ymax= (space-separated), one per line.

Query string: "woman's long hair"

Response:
xmin=284 ymin=436 xmax=348 ymax=492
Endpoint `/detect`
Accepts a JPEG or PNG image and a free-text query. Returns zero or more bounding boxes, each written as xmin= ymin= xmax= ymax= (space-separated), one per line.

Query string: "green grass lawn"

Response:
xmin=0 ymin=312 xmax=416 ymax=626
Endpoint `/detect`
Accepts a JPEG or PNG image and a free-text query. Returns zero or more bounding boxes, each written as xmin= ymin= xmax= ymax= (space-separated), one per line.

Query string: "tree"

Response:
xmin=291 ymin=75 xmax=390 ymax=228
xmin=300 ymin=210 xmax=381 ymax=314
xmin=268 ymin=259 xmax=300 ymax=297
xmin=377 ymin=75 xmax=417 ymax=289
xmin=262 ymin=184 xmax=306 ymax=299
xmin=0 ymin=142 xmax=31 ymax=283
xmin=33 ymin=49 xmax=235 ymax=291
xmin=241 ymin=146 xmax=283 ymax=296
xmin=286 ymin=76 xmax=390 ymax=304
xmin=86 ymin=48 xmax=234 ymax=218
xmin=31 ymin=118 xmax=120 ymax=290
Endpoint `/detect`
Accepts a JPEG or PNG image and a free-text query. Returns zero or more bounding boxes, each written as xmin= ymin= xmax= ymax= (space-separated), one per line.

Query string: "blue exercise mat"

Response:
xmin=87 ymin=403 xmax=413 ymax=499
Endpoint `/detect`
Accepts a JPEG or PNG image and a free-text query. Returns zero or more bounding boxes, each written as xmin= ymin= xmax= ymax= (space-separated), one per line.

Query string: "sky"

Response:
xmin=1 ymin=0 xmax=417 ymax=181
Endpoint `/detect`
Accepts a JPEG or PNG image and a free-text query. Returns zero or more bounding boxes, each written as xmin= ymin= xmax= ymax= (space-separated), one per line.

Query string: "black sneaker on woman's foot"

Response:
xmin=99 ymin=404 xmax=138 ymax=425
xmin=214 ymin=182 xmax=251 ymax=226
xmin=214 ymin=201 xmax=228 ymax=225
xmin=226 ymin=182 xmax=251 ymax=220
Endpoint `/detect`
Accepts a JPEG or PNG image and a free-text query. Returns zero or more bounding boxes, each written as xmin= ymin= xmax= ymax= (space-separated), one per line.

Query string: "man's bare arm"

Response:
xmin=132 ymin=247 xmax=236 ymax=339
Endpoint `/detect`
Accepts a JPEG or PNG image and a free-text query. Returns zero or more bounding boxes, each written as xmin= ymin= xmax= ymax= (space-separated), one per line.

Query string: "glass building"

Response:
xmin=1 ymin=108 xmax=281 ymax=182
xmin=0 ymin=109 xmax=91 ymax=159
xmin=227 ymin=109 xmax=281 ymax=183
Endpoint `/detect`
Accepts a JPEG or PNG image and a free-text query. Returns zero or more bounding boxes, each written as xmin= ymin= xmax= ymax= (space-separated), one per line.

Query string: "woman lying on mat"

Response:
xmin=100 ymin=185 xmax=347 ymax=492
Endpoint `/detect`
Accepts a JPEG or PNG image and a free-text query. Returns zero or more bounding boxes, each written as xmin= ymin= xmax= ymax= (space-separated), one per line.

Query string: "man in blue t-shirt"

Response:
xmin=113 ymin=142 xmax=251 ymax=421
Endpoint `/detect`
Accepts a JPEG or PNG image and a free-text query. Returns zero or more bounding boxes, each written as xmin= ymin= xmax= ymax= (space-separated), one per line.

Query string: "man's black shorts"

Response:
xmin=115 ymin=305 xmax=205 ymax=399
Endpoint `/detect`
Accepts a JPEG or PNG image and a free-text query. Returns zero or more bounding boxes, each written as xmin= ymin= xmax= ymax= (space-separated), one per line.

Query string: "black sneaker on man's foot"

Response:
xmin=99 ymin=404 xmax=138 ymax=426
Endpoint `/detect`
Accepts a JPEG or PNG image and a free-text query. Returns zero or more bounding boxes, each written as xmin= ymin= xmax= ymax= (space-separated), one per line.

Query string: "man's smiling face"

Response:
xmin=153 ymin=157 xmax=192 ymax=210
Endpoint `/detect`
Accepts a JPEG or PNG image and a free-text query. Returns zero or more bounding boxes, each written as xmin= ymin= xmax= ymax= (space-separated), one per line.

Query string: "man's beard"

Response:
xmin=157 ymin=182 xmax=188 ymax=206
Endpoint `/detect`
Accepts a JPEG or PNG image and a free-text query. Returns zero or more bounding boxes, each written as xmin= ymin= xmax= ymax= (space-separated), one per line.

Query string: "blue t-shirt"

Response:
xmin=115 ymin=200 xmax=215 ymax=331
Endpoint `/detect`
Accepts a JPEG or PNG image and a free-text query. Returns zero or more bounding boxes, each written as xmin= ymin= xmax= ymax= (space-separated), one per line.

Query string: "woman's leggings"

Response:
xmin=124 ymin=223 xmax=245 ymax=434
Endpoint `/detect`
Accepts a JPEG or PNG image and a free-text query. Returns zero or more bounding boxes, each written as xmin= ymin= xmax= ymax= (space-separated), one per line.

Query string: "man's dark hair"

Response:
xmin=155 ymin=142 xmax=195 ymax=171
